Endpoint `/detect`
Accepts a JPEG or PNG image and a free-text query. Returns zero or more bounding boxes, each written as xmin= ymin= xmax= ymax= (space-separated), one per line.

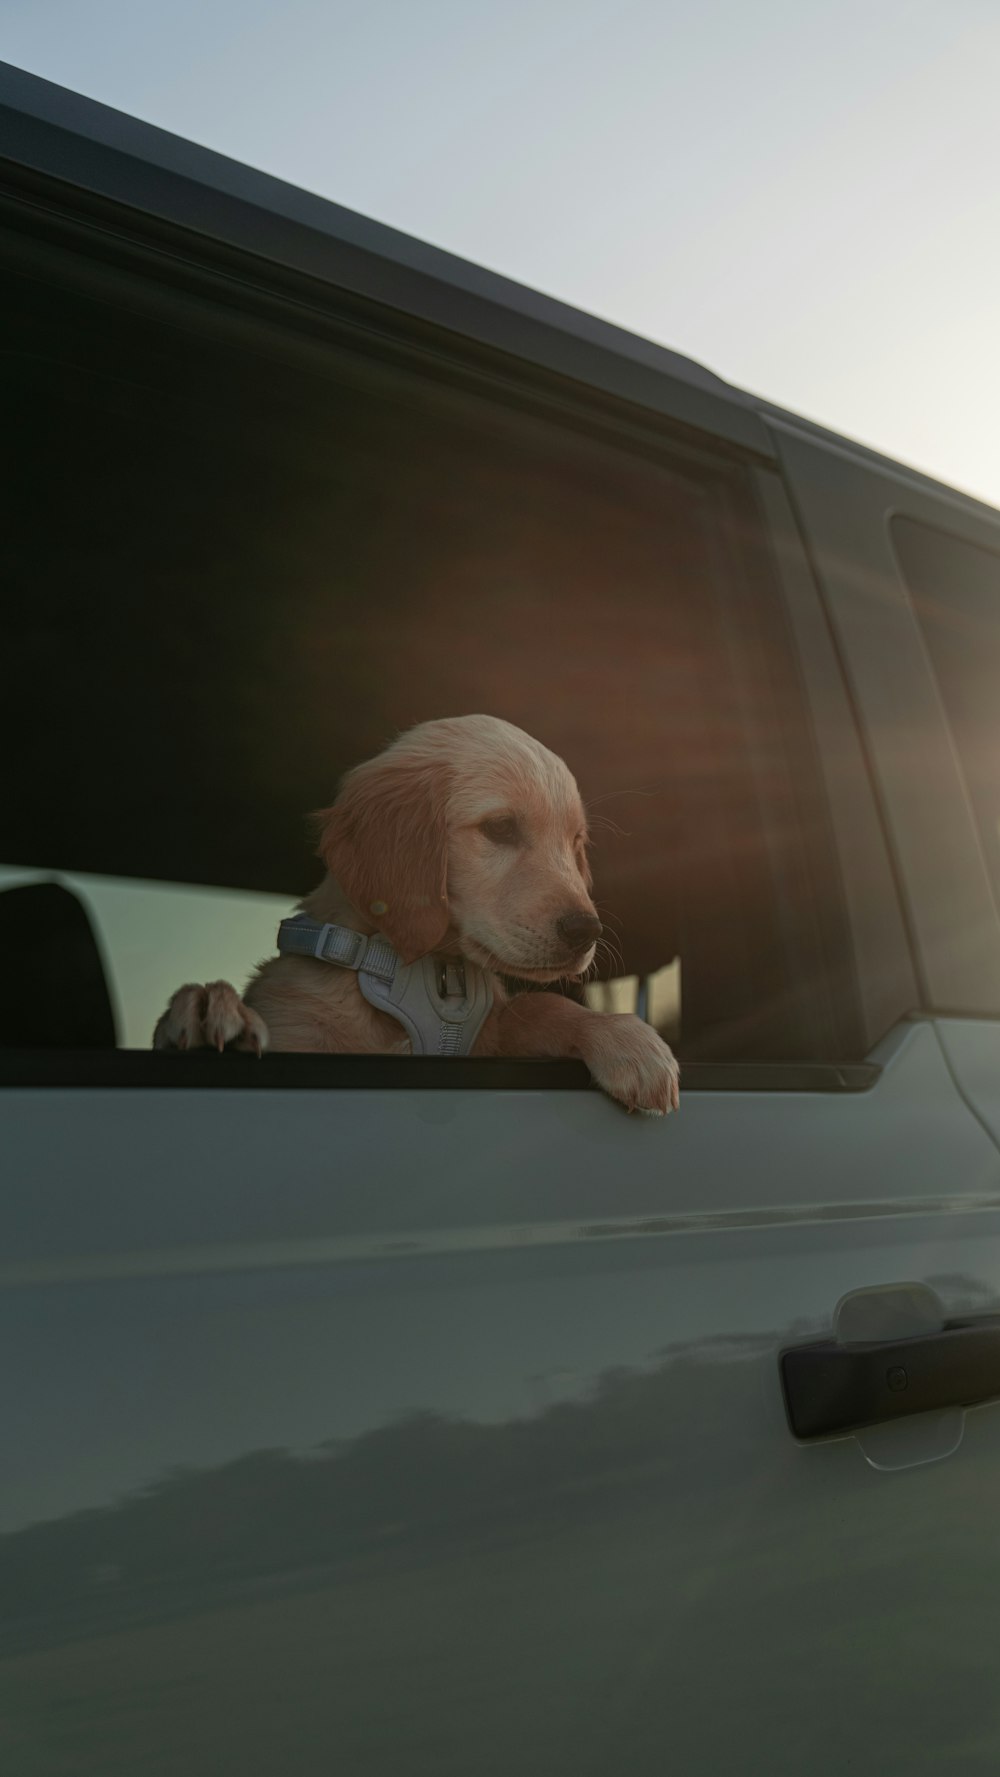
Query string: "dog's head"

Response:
xmin=316 ymin=715 xmax=600 ymax=979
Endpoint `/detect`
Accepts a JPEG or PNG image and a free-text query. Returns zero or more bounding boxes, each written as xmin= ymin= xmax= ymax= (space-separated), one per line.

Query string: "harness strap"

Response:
xmin=276 ymin=914 xmax=493 ymax=1057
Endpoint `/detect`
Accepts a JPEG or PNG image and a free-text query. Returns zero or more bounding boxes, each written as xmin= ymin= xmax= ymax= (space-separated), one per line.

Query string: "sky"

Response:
xmin=3 ymin=0 xmax=999 ymax=510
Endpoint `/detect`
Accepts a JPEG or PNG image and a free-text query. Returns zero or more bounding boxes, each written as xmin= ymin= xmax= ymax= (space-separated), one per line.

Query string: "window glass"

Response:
xmin=892 ymin=517 xmax=1000 ymax=914
xmin=1 ymin=249 xmax=854 ymax=1062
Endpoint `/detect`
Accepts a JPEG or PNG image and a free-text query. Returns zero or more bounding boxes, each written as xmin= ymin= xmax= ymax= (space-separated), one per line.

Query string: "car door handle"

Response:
xmin=780 ymin=1321 xmax=1000 ymax=1440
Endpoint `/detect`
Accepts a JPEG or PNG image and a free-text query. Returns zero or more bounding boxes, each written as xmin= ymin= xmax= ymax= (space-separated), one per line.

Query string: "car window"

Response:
xmin=0 ymin=867 xmax=293 ymax=1049
xmin=892 ymin=516 xmax=1000 ymax=927
xmin=1 ymin=245 xmax=856 ymax=1063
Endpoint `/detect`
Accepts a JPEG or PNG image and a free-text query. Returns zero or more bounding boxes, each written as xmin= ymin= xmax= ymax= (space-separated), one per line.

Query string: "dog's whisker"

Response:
xmin=593 ymin=904 xmax=624 ymax=930
xmin=587 ymin=787 xmax=657 ymax=807
xmin=593 ymin=937 xmax=626 ymax=979
xmin=586 ymin=815 xmax=628 ymax=839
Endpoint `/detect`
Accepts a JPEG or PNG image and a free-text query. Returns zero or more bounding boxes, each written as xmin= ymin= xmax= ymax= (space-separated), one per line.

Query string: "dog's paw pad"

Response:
xmin=153 ymin=982 xmax=268 ymax=1055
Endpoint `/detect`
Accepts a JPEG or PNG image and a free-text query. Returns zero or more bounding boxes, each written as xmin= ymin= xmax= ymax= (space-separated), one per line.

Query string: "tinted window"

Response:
xmin=893 ymin=517 xmax=1000 ymax=915
xmin=1 ymin=241 xmax=855 ymax=1062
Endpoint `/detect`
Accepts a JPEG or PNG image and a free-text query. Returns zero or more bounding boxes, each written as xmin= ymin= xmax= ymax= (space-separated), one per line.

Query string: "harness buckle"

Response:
xmin=437 ymin=959 xmax=467 ymax=1000
xmin=312 ymin=923 xmax=368 ymax=969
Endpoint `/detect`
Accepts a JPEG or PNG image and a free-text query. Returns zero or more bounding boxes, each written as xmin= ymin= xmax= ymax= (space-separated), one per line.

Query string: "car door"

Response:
xmin=5 ymin=1026 xmax=1000 ymax=1777
xmin=7 ymin=448 xmax=1000 ymax=1777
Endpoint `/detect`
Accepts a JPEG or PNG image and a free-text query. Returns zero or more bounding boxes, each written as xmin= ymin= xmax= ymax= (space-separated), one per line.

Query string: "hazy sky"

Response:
xmin=4 ymin=0 xmax=999 ymax=508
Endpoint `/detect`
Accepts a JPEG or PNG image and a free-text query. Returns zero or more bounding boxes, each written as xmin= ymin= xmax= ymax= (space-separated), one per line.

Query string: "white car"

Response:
xmin=3 ymin=57 xmax=1000 ymax=1776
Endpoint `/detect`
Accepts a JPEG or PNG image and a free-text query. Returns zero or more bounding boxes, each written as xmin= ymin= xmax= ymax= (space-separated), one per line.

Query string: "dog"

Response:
xmin=153 ymin=715 xmax=679 ymax=1114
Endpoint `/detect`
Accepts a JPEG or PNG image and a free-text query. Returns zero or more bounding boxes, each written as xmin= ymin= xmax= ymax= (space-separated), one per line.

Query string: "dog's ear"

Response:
xmin=316 ymin=753 xmax=452 ymax=964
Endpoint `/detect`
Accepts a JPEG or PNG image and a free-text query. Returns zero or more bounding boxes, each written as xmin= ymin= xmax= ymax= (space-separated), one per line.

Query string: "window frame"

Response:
xmin=0 ymin=183 xmax=878 ymax=1078
xmin=0 ymin=1050 xmax=882 ymax=1094
xmin=890 ymin=512 xmax=1000 ymax=926
xmin=773 ymin=416 xmax=1000 ymax=1018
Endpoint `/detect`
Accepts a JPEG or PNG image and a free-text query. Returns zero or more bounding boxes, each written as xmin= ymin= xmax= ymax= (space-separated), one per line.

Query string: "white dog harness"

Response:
xmin=276 ymin=914 xmax=494 ymax=1056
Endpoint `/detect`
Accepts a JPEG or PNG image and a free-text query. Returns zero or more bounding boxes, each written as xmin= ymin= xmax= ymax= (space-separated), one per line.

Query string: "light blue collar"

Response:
xmin=276 ymin=914 xmax=493 ymax=1057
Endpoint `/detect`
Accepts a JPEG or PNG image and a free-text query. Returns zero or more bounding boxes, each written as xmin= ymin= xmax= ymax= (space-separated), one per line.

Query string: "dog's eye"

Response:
xmin=479 ymin=815 xmax=521 ymax=847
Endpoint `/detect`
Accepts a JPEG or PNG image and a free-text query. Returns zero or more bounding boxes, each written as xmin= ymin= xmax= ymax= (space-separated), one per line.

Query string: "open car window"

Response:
xmin=1 ymin=223 xmax=860 ymax=1066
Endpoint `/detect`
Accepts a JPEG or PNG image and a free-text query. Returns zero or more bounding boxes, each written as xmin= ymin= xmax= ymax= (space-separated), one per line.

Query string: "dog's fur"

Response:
xmin=153 ymin=715 xmax=679 ymax=1113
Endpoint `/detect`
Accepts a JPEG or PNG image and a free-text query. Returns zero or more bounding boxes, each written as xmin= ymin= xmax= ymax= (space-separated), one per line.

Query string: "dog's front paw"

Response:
xmin=582 ymin=1014 xmax=680 ymax=1115
xmin=153 ymin=982 xmax=269 ymax=1055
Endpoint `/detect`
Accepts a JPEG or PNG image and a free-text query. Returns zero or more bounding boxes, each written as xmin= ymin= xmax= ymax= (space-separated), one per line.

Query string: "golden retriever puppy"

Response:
xmin=153 ymin=715 xmax=679 ymax=1114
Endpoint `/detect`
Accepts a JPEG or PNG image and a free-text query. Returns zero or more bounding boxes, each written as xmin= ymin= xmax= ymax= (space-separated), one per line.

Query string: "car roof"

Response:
xmin=1 ymin=57 xmax=997 ymax=524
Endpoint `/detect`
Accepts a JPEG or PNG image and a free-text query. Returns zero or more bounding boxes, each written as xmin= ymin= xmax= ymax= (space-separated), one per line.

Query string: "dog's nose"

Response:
xmin=556 ymin=911 xmax=603 ymax=950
